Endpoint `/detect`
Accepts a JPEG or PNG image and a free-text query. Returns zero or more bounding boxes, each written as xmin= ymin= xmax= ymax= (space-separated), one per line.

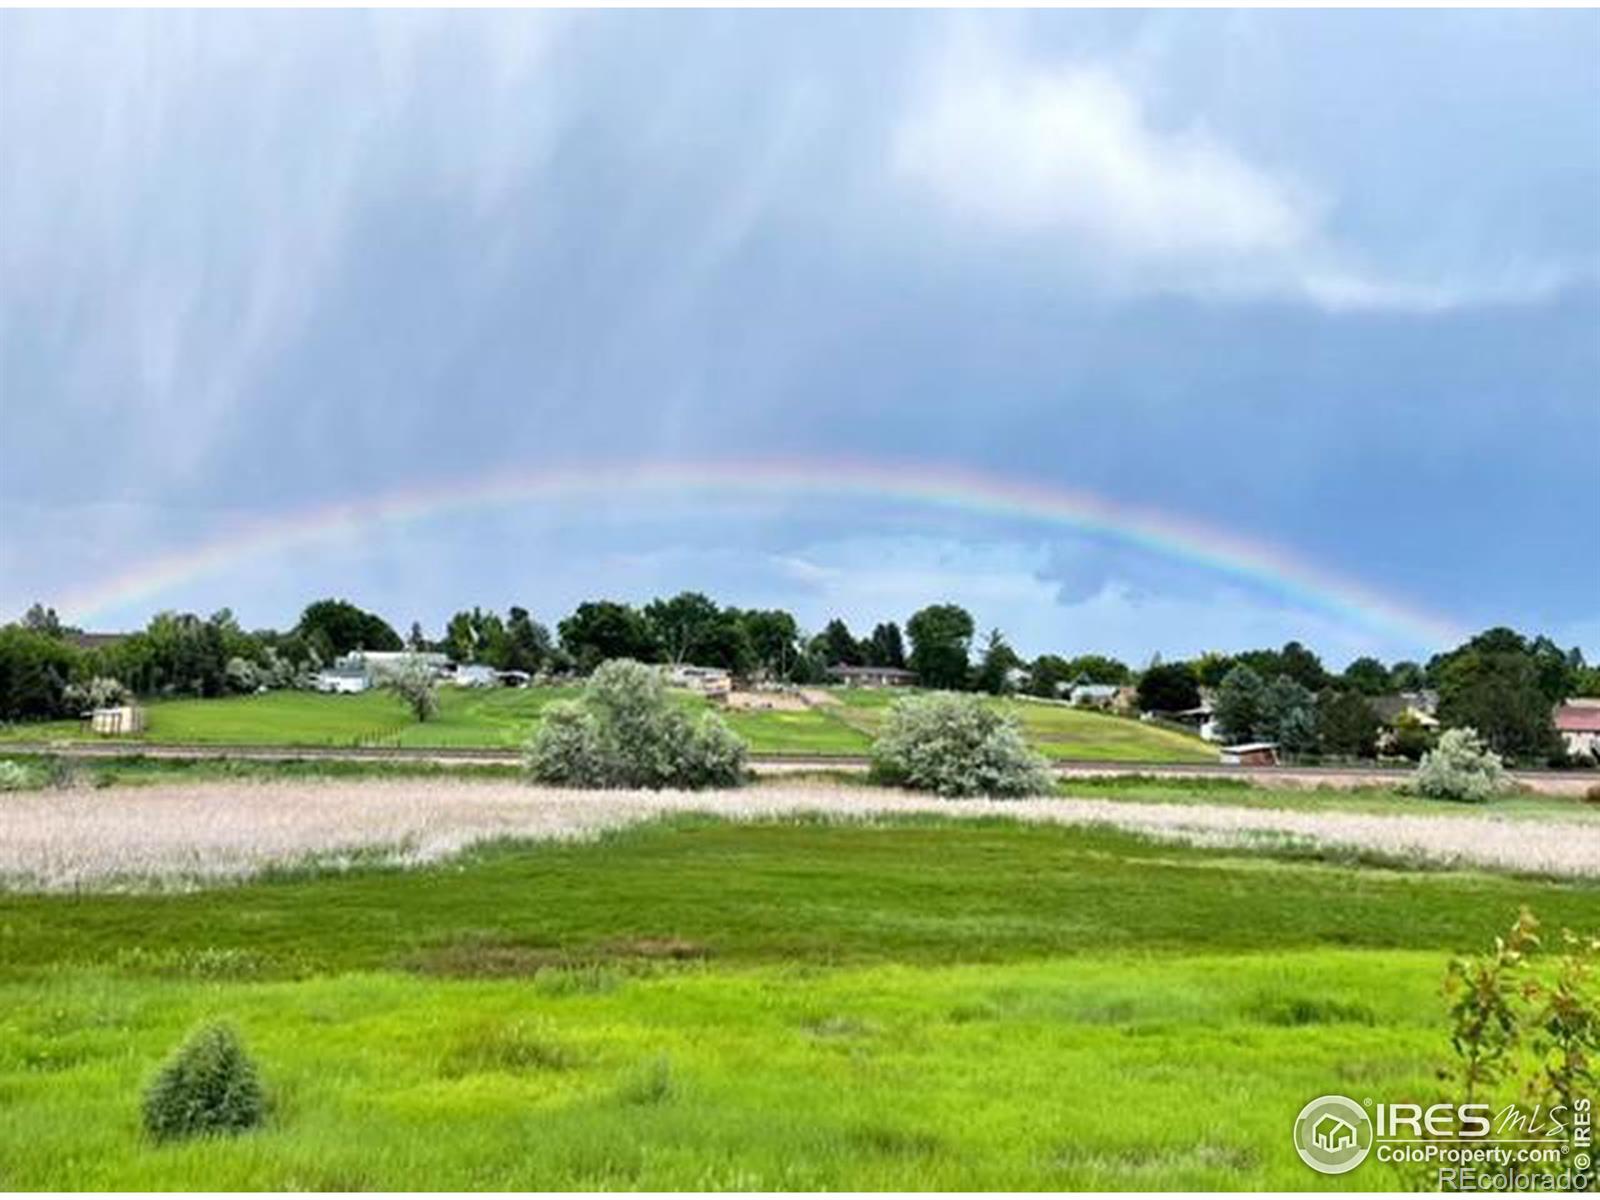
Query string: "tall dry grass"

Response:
xmin=2 ymin=780 xmax=1596 ymax=892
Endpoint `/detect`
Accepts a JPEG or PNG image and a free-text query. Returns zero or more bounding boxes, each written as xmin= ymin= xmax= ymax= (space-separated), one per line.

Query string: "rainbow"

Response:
xmin=55 ymin=458 xmax=1466 ymax=650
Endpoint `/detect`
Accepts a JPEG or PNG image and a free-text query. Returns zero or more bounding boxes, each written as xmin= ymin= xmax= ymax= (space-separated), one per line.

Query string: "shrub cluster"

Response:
xmin=0 ymin=760 xmax=36 ymax=791
xmin=869 ymin=692 xmax=1053 ymax=798
xmin=142 ymin=1023 xmax=266 ymax=1143
xmin=525 ymin=659 xmax=746 ymax=789
xmin=63 ymin=675 xmax=131 ymax=711
xmin=1404 ymin=726 xmax=1511 ymax=803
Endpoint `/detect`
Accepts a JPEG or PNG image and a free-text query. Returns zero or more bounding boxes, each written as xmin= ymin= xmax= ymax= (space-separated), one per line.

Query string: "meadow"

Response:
xmin=6 ymin=779 xmax=1599 ymax=890
xmin=2 ymin=795 xmax=1597 ymax=1189
xmin=0 ymin=685 xmax=1215 ymax=763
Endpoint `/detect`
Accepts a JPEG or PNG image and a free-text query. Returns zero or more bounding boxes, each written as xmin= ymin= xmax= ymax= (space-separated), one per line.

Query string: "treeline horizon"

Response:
xmin=2 ymin=594 xmax=1596 ymax=765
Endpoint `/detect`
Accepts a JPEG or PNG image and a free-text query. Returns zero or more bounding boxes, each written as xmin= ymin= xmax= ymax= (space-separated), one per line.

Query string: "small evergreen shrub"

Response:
xmin=870 ymin=692 xmax=1053 ymax=798
xmin=142 ymin=1023 xmax=266 ymax=1143
xmin=1404 ymin=727 xmax=1511 ymax=803
xmin=525 ymin=659 xmax=746 ymax=789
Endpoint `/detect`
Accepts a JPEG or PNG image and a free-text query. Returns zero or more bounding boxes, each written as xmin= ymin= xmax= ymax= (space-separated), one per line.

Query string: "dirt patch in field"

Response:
xmin=409 ymin=931 xmax=710 ymax=978
xmin=724 ymin=689 xmax=811 ymax=712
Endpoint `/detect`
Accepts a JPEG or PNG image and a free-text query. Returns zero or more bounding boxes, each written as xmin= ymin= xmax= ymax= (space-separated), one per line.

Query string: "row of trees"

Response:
xmin=1133 ymin=628 xmax=1595 ymax=764
xmin=3 ymin=597 xmax=1596 ymax=763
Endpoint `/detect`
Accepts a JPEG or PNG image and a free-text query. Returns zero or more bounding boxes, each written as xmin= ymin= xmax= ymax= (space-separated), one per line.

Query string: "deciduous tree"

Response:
xmin=297 ymin=598 xmax=402 ymax=657
xmin=1136 ymin=661 xmax=1200 ymax=714
xmin=906 ymin=604 xmax=974 ymax=690
xmin=558 ymin=601 xmax=659 ymax=673
xmin=1341 ymin=656 xmax=1390 ymax=697
xmin=1318 ymin=688 xmax=1381 ymax=758
xmin=975 ymin=628 xmax=1023 ymax=695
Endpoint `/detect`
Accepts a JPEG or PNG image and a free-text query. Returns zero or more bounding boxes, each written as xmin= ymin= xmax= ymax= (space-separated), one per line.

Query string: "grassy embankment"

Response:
xmin=2 ymin=813 xmax=1595 ymax=1189
xmin=0 ymin=685 xmax=1214 ymax=763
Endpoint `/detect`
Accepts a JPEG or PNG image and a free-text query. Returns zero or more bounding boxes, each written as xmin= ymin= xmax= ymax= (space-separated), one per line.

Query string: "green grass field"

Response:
xmin=0 ymin=685 xmax=1213 ymax=763
xmin=1 ymin=814 xmax=1594 ymax=1189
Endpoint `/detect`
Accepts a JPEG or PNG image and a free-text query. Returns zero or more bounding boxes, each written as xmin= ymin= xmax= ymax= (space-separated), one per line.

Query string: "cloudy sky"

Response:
xmin=2 ymin=10 xmax=1596 ymax=666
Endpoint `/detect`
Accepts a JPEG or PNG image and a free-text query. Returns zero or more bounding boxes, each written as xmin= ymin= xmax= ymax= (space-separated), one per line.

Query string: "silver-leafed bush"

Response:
xmin=0 ymin=760 xmax=36 ymax=791
xmin=525 ymin=659 xmax=746 ymax=790
xmin=1405 ymin=726 xmax=1511 ymax=803
xmin=870 ymin=692 xmax=1054 ymax=798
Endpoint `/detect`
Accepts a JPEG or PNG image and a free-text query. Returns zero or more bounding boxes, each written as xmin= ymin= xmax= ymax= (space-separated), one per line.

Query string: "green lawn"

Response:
xmin=720 ymin=705 xmax=869 ymax=755
xmin=998 ymin=698 xmax=1214 ymax=763
xmin=0 ymin=686 xmax=1213 ymax=763
xmin=0 ymin=952 xmax=1466 ymax=1191
xmin=1 ymin=815 xmax=1594 ymax=1188
xmin=1056 ymin=774 xmax=1600 ymax=822
xmin=811 ymin=689 xmax=1212 ymax=763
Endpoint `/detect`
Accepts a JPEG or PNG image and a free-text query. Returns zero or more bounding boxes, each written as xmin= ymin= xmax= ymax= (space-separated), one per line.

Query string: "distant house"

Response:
xmin=826 ymin=665 xmax=918 ymax=688
xmin=1369 ymin=692 xmax=1440 ymax=729
xmin=1172 ymin=704 xmax=1221 ymax=743
xmin=665 ymin=664 xmax=732 ymax=697
xmin=313 ymin=664 xmax=371 ymax=694
xmin=1555 ymin=701 xmax=1600 ymax=762
xmin=1067 ymin=683 xmax=1119 ymax=709
xmin=451 ymin=664 xmax=500 ymax=688
xmin=1220 ymin=742 xmax=1279 ymax=767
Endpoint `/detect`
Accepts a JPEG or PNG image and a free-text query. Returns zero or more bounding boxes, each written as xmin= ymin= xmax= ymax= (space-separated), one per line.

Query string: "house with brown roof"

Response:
xmin=1555 ymin=701 xmax=1600 ymax=763
xmin=1368 ymin=691 xmax=1439 ymax=729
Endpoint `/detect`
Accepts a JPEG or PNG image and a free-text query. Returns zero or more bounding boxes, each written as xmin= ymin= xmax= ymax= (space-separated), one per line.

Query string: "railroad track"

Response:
xmin=2 ymin=739 xmax=1596 ymax=793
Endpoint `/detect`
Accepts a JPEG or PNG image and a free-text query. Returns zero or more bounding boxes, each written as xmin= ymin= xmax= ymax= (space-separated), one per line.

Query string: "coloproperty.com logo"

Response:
xmin=1293 ymin=1094 xmax=1593 ymax=1189
xmin=1293 ymin=1095 xmax=1375 ymax=1175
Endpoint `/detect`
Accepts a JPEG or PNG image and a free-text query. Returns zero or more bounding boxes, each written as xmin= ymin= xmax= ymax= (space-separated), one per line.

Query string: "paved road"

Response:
xmin=4 ymin=740 xmax=1596 ymax=795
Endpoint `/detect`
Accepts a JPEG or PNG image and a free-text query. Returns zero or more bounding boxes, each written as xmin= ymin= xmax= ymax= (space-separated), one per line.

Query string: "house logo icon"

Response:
xmin=1293 ymin=1095 xmax=1373 ymax=1174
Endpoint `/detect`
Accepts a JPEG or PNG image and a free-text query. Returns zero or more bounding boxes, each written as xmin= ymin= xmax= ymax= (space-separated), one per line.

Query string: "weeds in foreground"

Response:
xmin=618 ymin=1054 xmax=676 ymax=1106
xmin=1444 ymin=908 xmax=1600 ymax=1186
xmin=439 ymin=1021 xmax=580 ymax=1077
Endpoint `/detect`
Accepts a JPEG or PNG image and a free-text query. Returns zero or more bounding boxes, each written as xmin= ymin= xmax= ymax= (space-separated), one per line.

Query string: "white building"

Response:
xmin=666 ymin=664 xmax=733 ymax=696
xmin=1068 ymin=683 xmax=1119 ymax=708
xmin=1169 ymin=704 xmax=1221 ymax=742
xmin=314 ymin=665 xmax=371 ymax=694
xmin=89 ymin=705 xmax=146 ymax=735
xmin=451 ymin=664 xmax=501 ymax=688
